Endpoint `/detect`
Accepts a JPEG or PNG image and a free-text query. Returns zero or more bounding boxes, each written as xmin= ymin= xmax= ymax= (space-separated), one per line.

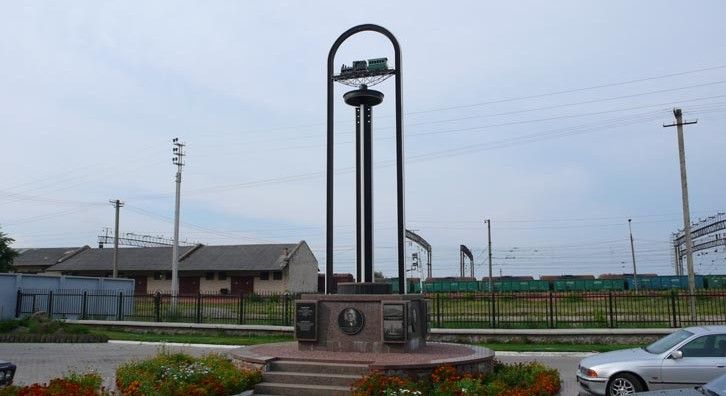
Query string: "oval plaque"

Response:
xmin=337 ymin=307 xmax=365 ymax=335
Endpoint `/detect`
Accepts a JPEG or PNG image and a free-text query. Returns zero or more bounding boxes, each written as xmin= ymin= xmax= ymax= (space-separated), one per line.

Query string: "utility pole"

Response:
xmin=628 ymin=219 xmax=638 ymax=292
xmin=664 ymin=108 xmax=698 ymax=320
xmin=485 ymin=219 xmax=493 ymax=292
xmin=171 ymin=138 xmax=186 ymax=298
xmin=109 ymin=199 xmax=124 ymax=278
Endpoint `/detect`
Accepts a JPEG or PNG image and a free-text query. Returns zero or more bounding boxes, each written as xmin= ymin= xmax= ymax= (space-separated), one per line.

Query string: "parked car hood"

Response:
xmin=581 ymin=347 xmax=657 ymax=368
xmin=0 ymin=360 xmax=10 ymax=365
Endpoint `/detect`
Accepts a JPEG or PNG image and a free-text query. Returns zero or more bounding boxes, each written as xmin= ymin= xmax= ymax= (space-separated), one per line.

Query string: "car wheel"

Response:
xmin=607 ymin=373 xmax=644 ymax=396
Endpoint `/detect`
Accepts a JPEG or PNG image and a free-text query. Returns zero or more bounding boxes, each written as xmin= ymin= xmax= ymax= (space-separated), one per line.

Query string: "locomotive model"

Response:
xmin=340 ymin=57 xmax=389 ymax=76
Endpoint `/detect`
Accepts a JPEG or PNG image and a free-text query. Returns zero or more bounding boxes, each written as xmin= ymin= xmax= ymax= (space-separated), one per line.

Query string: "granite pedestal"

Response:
xmin=295 ymin=284 xmax=427 ymax=353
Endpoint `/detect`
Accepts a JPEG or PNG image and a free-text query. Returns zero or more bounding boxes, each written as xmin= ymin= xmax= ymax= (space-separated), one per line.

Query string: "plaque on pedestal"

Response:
xmin=295 ymin=301 xmax=318 ymax=341
xmin=382 ymin=302 xmax=406 ymax=343
xmin=338 ymin=307 xmax=365 ymax=335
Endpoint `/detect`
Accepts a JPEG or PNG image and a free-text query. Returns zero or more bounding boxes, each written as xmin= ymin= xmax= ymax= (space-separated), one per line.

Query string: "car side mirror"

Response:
xmin=670 ymin=350 xmax=683 ymax=360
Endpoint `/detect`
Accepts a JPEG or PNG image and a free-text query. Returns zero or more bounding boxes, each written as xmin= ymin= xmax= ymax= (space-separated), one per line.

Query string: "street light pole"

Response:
xmin=628 ymin=218 xmax=638 ymax=292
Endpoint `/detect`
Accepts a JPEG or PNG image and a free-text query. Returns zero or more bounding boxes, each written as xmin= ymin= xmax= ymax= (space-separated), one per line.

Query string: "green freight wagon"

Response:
xmin=526 ymin=280 xmax=551 ymax=292
xmin=554 ymin=279 xmax=586 ymax=291
xmin=463 ymin=281 xmax=479 ymax=292
xmin=588 ymin=279 xmax=626 ymax=291
xmin=490 ymin=280 xmax=549 ymax=292
xmin=386 ymin=278 xmax=422 ymax=294
xmin=626 ymin=275 xmax=704 ymax=290
xmin=706 ymin=275 xmax=726 ymax=289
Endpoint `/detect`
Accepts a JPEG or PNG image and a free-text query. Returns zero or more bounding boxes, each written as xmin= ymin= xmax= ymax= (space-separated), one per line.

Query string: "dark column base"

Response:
xmin=337 ymin=282 xmax=391 ymax=295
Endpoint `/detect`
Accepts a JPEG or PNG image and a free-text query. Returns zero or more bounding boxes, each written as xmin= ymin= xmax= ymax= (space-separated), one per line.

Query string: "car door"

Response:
xmin=660 ymin=334 xmax=726 ymax=387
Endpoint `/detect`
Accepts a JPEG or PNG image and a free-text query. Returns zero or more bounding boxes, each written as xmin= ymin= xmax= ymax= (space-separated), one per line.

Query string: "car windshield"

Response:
xmin=645 ymin=329 xmax=694 ymax=354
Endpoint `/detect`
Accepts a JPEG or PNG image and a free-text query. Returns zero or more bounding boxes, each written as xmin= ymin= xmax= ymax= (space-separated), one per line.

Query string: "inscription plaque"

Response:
xmin=295 ymin=301 xmax=317 ymax=341
xmin=337 ymin=307 xmax=365 ymax=335
xmin=382 ymin=302 xmax=406 ymax=343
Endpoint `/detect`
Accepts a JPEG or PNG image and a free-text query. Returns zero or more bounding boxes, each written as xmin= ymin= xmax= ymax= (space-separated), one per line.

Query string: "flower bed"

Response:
xmin=0 ymin=372 xmax=108 ymax=396
xmin=352 ymin=361 xmax=561 ymax=396
xmin=116 ymin=352 xmax=262 ymax=396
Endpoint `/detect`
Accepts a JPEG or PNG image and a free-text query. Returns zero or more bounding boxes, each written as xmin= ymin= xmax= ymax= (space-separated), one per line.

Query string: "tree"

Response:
xmin=374 ymin=270 xmax=385 ymax=282
xmin=0 ymin=227 xmax=18 ymax=272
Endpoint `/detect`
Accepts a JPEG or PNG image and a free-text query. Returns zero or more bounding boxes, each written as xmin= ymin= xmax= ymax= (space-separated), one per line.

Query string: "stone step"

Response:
xmin=268 ymin=360 xmax=369 ymax=375
xmin=254 ymin=382 xmax=351 ymax=396
xmin=263 ymin=371 xmax=359 ymax=387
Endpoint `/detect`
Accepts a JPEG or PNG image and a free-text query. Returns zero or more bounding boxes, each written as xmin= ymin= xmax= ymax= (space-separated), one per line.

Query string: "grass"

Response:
xmin=0 ymin=317 xmax=91 ymax=335
xmin=479 ymin=342 xmax=642 ymax=353
xmin=92 ymin=327 xmax=634 ymax=352
xmin=91 ymin=329 xmax=292 ymax=345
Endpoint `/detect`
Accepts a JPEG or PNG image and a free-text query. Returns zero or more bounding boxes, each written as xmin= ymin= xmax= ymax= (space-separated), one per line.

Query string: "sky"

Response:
xmin=2 ymin=1 xmax=726 ymax=279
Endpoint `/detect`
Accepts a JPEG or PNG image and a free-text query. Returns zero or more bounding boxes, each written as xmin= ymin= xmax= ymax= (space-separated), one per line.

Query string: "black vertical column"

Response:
xmin=355 ymin=107 xmax=362 ymax=283
xmin=363 ymin=104 xmax=374 ymax=282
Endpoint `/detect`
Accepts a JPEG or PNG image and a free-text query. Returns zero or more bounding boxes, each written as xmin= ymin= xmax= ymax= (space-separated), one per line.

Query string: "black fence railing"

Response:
xmin=14 ymin=290 xmax=726 ymax=329
xmin=15 ymin=290 xmax=299 ymax=326
xmin=429 ymin=291 xmax=726 ymax=329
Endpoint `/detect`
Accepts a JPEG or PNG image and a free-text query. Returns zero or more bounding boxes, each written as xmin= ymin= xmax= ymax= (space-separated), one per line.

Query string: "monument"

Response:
xmin=232 ymin=25 xmax=493 ymax=394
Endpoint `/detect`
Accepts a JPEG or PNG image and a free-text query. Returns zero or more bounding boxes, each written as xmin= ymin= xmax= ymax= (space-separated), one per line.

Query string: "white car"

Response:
xmin=637 ymin=372 xmax=726 ymax=395
xmin=577 ymin=326 xmax=726 ymax=395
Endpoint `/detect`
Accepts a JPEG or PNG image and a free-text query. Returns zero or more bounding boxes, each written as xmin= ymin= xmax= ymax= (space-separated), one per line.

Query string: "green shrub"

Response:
xmin=0 ymin=320 xmax=21 ymax=333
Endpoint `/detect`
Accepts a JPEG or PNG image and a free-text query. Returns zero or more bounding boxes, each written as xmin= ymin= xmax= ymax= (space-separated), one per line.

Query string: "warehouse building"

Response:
xmin=28 ymin=241 xmax=318 ymax=295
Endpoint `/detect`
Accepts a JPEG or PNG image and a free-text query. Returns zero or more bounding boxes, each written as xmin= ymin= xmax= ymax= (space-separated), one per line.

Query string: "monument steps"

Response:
xmin=263 ymin=371 xmax=360 ymax=387
xmin=254 ymin=382 xmax=352 ymax=396
xmin=254 ymin=360 xmax=366 ymax=395
xmin=269 ymin=360 xmax=369 ymax=375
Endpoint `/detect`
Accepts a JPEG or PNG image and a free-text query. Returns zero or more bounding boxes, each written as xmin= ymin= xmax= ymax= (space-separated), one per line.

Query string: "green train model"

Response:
xmin=340 ymin=58 xmax=389 ymax=75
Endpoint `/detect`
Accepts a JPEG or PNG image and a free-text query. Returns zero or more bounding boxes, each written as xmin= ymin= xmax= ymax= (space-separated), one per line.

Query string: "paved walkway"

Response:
xmin=0 ymin=342 xmax=591 ymax=395
xmin=0 ymin=342 xmax=229 ymax=389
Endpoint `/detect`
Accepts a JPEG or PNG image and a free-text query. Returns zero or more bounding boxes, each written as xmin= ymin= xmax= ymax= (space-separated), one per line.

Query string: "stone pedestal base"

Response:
xmin=295 ymin=292 xmax=427 ymax=353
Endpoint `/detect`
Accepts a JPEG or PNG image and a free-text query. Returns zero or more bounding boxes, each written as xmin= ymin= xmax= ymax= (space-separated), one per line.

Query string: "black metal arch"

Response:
xmin=460 ymin=245 xmax=474 ymax=278
xmin=406 ymin=229 xmax=432 ymax=279
xmin=326 ymin=24 xmax=406 ymax=294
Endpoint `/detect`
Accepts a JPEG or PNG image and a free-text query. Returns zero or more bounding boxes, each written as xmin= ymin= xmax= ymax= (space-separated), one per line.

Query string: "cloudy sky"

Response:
xmin=2 ymin=1 xmax=726 ymax=278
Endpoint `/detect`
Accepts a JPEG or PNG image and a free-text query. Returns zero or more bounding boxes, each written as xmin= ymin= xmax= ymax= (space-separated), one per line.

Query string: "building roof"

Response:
xmin=180 ymin=243 xmax=298 ymax=271
xmin=44 ymin=242 xmax=306 ymax=273
xmin=45 ymin=246 xmax=197 ymax=272
xmin=14 ymin=247 xmax=88 ymax=268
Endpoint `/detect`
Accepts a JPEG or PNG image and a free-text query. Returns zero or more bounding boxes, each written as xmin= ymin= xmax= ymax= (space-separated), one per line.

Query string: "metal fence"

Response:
xmin=15 ymin=290 xmax=299 ymax=326
xmin=429 ymin=291 xmax=726 ymax=329
xmin=14 ymin=290 xmax=726 ymax=329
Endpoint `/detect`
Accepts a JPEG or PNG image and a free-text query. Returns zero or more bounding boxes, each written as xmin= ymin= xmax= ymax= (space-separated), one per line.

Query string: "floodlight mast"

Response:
xmin=326 ymin=24 xmax=405 ymax=294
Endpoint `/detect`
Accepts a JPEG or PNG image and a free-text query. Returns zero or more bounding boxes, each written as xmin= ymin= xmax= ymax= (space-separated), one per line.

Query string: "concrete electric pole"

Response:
xmin=109 ymin=199 xmax=124 ymax=278
xmin=485 ymin=219 xmax=493 ymax=292
xmin=171 ymin=138 xmax=186 ymax=298
xmin=628 ymin=218 xmax=638 ymax=292
xmin=663 ymin=108 xmax=698 ymax=320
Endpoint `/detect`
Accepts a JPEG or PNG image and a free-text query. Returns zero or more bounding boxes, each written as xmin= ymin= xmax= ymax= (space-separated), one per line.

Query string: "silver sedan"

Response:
xmin=577 ymin=326 xmax=726 ymax=396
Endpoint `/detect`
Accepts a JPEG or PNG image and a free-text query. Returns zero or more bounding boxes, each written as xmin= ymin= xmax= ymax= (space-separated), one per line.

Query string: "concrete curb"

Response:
xmin=108 ymin=340 xmax=243 ymax=349
xmin=430 ymin=328 xmax=673 ymax=335
xmin=67 ymin=319 xmax=673 ymax=336
xmin=65 ymin=319 xmax=294 ymax=332
xmin=495 ymin=351 xmax=596 ymax=358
